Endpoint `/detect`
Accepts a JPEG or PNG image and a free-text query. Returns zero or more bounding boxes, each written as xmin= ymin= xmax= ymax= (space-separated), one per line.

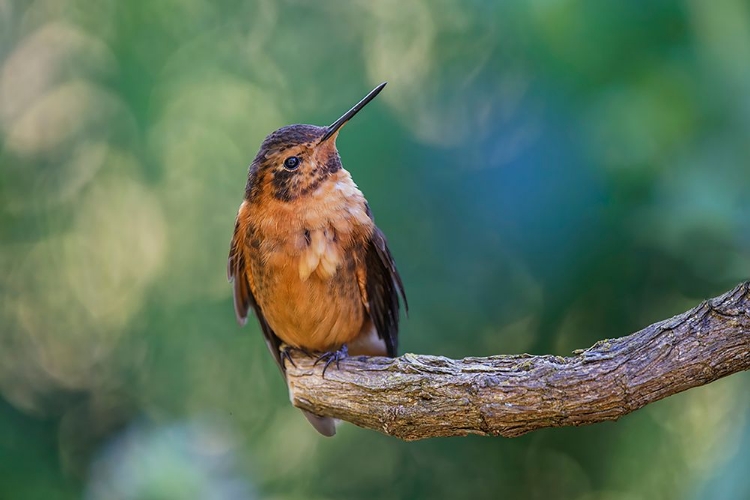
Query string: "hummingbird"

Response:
xmin=227 ymin=83 xmax=407 ymax=436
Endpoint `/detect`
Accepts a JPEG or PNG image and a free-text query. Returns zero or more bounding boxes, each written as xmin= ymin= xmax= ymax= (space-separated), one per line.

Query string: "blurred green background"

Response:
xmin=1 ymin=0 xmax=749 ymax=498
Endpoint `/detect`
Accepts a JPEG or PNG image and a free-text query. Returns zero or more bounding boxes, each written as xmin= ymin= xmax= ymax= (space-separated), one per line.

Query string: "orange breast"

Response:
xmin=239 ymin=170 xmax=375 ymax=352
xmin=250 ymin=249 xmax=366 ymax=351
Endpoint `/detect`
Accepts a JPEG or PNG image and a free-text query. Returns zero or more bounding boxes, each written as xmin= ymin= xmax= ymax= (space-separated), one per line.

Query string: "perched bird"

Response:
xmin=227 ymin=83 xmax=407 ymax=436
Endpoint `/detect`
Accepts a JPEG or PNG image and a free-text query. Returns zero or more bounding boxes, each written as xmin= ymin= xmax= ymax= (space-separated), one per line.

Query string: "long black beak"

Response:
xmin=320 ymin=82 xmax=387 ymax=143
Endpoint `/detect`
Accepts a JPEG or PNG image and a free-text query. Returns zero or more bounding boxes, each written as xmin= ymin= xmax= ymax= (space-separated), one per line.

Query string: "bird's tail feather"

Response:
xmin=302 ymin=410 xmax=338 ymax=437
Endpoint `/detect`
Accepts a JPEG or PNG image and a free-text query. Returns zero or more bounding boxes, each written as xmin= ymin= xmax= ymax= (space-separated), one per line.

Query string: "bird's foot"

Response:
xmin=314 ymin=345 xmax=349 ymax=376
xmin=279 ymin=343 xmax=313 ymax=369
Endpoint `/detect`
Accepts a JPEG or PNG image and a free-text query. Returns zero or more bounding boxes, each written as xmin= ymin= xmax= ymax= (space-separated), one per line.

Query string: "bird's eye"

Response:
xmin=283 ymin=156 xmax=300 ymax=170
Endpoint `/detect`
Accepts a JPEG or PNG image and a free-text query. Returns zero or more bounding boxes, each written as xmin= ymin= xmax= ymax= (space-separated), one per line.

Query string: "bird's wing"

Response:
xmin=362 ymin=225 xmax=408 ymax=357
xmin=227 ymin=218 xmax=285 ymax=374
xmin=228 ymin=217 xmax=337 ymax=437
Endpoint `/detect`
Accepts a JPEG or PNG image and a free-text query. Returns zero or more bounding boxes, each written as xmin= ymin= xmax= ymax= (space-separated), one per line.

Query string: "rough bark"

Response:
xmin=285 ymin=282 xmax=750 ymax=440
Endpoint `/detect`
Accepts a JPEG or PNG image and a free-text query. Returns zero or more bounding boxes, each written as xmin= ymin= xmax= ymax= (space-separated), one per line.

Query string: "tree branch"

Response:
xmin=286 ymin=282 xmax=750 ymax=440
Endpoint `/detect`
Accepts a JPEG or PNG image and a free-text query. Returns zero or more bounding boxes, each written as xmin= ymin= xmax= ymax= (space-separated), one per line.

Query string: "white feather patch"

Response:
xmin=299 ymin=228 xmax=341 ymax=281
xmin=299 ymin=236 xmax=320 ymax=281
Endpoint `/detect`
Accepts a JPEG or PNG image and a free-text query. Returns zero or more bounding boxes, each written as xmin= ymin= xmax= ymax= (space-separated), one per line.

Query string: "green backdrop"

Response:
xmin=1 ymin=0 xmax=749 ymax=498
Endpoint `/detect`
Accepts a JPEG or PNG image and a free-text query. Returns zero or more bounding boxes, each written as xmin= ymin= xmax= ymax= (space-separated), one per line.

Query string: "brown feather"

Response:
xmin=363 ymin=226 xmax=407 ymax=357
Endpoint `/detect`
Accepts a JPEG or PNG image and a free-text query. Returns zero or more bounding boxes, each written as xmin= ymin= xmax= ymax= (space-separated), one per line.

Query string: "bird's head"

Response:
xmin=245 ymin=82 xmax=386 ymax=202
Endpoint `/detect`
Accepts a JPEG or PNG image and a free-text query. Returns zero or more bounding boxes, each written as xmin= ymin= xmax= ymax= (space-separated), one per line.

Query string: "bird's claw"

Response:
xmin=314 ymin=345 xmax=349 ymax=376
xmin=279 ymin=344 xmax=313 ymax=369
